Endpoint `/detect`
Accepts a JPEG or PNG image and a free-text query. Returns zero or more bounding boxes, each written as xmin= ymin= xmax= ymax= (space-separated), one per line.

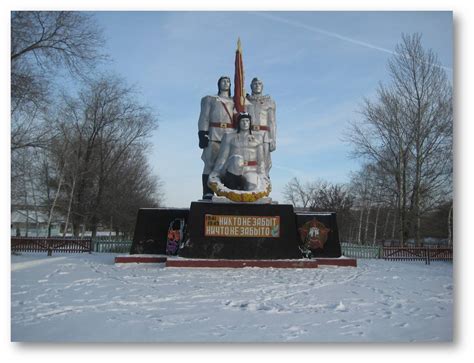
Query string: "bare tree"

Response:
xmin=284 ymin=177 xmax=354 ymax=242
xmin=311 ymin=182 xmax=354 ymax=212
xmin=347 ymin=87 xmax=412 ymax=245
xmin=49 ymin=75 xmax=159 ymax=236
xmin=11 ymin=11 xmax=107 ymax=236
xmin=11 ymin=11 xmax=104 ymax=78
xmin=283 ymin=177 xmax=315 ymax=208
xmin=389 ymin=33 xmax=453 ymax=245
xmin=310 ymin=182 xmax=354 ymax=242
xmin=349 ymin=166 xmax=374 ymax=244
xmin=100 ymin=147 xmax=163 ymax=237
xmin=346 ymin=33 xmax=452 ymax=246
xmin=11 ymin=11 xmax=105 ymax=150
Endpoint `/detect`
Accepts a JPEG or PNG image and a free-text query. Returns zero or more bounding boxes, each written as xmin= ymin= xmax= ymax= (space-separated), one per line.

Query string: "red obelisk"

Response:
xmin=233 ymin=38 xmax=246 ymax=127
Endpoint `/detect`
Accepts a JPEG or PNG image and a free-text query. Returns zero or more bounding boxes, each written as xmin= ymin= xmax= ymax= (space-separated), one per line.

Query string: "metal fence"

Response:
xmin=92 ymin=239 xmax=133 ymax=253
xmin=11 ymin=237 xmax=132 ymax=254
xmin=383 ymin=246 xmax=453 ymax=265
xmin=341 ymin=243 xmax=453 ymax=264
xmin=11 ymin=237 xmax=92 ymax=256
xmin=12 ymin=238 xmax=452 ymax=262
xmin=91 ymin=235 xmax=130 ymax=241
xmin=341 ymin=243 xmax=382 ymax=259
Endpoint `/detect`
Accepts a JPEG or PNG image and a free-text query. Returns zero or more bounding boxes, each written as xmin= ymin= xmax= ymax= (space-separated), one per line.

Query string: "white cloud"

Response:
xmin=253 ymin=12 xmax=453 ymax=72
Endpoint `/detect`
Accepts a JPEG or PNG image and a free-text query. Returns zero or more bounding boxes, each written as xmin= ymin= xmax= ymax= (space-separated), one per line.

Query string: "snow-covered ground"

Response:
xmin=11 ymin=253 xmax=453 ymax=342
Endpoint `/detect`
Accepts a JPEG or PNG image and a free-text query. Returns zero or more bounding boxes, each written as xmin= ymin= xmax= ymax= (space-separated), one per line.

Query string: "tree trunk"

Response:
xmin=412 ymin=88 xmax=423 ymax=247
xmin=73 ymin=223 xmax=80 ymax=237
xmin=357 ymin=208 xmax=364 ymax=245
xmin=400 ymin=154 xmax=408 ymax=247
xmin=25 ymin=209 xmax=29 ymax=237
xmin=382 ymin=210 xmax=391 ymax=240
xmin=416 ymin=213 xmax=422 ymax=246
xmin=410 ymin=159 xmax=422 ymax=246
xmin=63 ymin=177 xmax=76 ymax=238
xmin=90 ymin=173 xmax=106 ymax=238
xmin=396 ymin=149 xmax=404 ymax=247
xmin=91 ymin=219 xmax=98 ymax=238
xmin=348 ymin=223 xmax=354 ymax=244
xmin=364 ymin=205 xmax=371 ymax=245
xmin=23 ymin=157 xmax=29 ymax=237
xmin=448 ymin=203 xmax=453 ymax=247
xmin=391 ymin=209 xmax=397 ymax=240
xmin=46 ymin=174 xmax=63 ymax=237
xmin=373 ymin=205 xmax=381 ymax=245
xmin=28 ymin=174 xmax=40 ymax=237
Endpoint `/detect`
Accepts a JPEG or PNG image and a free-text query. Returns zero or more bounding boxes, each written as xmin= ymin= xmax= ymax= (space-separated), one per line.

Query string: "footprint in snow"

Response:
xmin=282 ymin=326 xmax=307 ymax=340
xmin=444 ymin=284 xmax=453 ymax=291
xmin=341 ymin=323 xmax=361 ymax=329
xmin=335 ymin=301 xmax=347 ymax=312
xmin=424 ymin=314 xmax=441 ymax=320
xmin=212 ymin=331 xmax=227 ymax=337
xmin=393 ymin=322 xmax=409 ymax=328
xmin=341 ymin=330 xmax=364 ymax=337
xmin=327 ymin=319 xmax=346 ymax=324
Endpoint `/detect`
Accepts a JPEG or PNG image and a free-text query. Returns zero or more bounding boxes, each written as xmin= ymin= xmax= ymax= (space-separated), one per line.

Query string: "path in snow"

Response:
xmin=11 ymin=253 xmax=453 ymax=342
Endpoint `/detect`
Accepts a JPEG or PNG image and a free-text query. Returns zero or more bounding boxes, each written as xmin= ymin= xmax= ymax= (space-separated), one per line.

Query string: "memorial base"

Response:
xmin=179 ymin=201 xmax=302 ymax=259
xmin=129 ymin=201 xmax=345 ymax=261
xmin=114 ymin=255 xmax=356 ymax=267
xmin=115 ymin=255 xmax=167 ymax=264
xmin=166 ymin=258 xmax=318 ymax=268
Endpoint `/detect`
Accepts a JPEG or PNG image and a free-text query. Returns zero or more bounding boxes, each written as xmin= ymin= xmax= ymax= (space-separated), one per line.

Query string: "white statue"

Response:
xmin=198 ymin=76 xmax=235 ymax=199
xmin=246 ymin=77 xmax=276 ymax=176
xmin=209 ymin=113 xmax=266 ymax=192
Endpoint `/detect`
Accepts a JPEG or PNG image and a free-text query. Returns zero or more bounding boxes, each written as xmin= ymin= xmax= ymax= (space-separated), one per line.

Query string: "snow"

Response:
xmin=11 ymin=253 xmax=452 ymax=342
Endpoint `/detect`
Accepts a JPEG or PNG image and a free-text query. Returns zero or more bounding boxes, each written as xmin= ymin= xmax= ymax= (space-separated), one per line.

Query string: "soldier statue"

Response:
xmin=246 ymin=77 xmax=276 ymax=176
xmin=209 ymin=112 xmax=266 ymax=192
xmin=198 ymin=76 xmax=235 ymax=199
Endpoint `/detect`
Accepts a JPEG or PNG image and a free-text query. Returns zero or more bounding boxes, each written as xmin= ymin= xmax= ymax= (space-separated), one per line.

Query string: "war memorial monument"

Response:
xmin=127 ymin=40 xmax=349 ymax=267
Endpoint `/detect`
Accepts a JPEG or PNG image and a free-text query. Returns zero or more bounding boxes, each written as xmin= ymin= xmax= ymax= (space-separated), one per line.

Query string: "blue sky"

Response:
xmin=92 ymin=11 xmax=453 ymax=207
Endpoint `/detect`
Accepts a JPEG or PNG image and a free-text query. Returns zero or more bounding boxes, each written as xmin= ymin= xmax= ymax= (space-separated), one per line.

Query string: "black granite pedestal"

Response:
xmin=130 ymin=208 xmax=189 ymax=254
xmin=295 ymin=212 xmax=342 ymax=257
xmin=179 ymin=202 xmax=303 ymax=259
xmin=130 ymin=203 xmax=342 ymax=260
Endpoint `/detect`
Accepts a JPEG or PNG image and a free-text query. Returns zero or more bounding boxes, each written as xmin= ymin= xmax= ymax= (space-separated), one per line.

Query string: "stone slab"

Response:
xmin=114 ymin=255 xmax=167 ymax=264
xmin=295 ymin=212 xmax=342 ymax=257
xmin=166 ymin=259 xmax=318 ymax=268
xmin=179 ymin=201 xmax=303 ymax=259
xmin=314 ymin=258 xmax=357 ymax=267
xmin=130 ymin=208 xmax=189 ymax=255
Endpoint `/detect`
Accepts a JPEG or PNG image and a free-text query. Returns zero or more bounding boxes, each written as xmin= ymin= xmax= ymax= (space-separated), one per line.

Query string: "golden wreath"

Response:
xmin=208 ymin=177 xmax=271 ymax=203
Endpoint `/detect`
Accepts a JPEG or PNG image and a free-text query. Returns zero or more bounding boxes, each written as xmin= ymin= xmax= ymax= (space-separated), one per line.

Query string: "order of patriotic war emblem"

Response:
xmin=205 ymin=214 xmax=280 ymax=238
xmin=298 ymin=219 xmax=331 ymax=250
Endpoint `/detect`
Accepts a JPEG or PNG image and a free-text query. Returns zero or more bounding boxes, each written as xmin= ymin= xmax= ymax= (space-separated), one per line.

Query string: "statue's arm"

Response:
xmin=269 ymin=99 xmax=276 ymax=151
xmin=198 ymin=96 xmax=212 ymax=148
